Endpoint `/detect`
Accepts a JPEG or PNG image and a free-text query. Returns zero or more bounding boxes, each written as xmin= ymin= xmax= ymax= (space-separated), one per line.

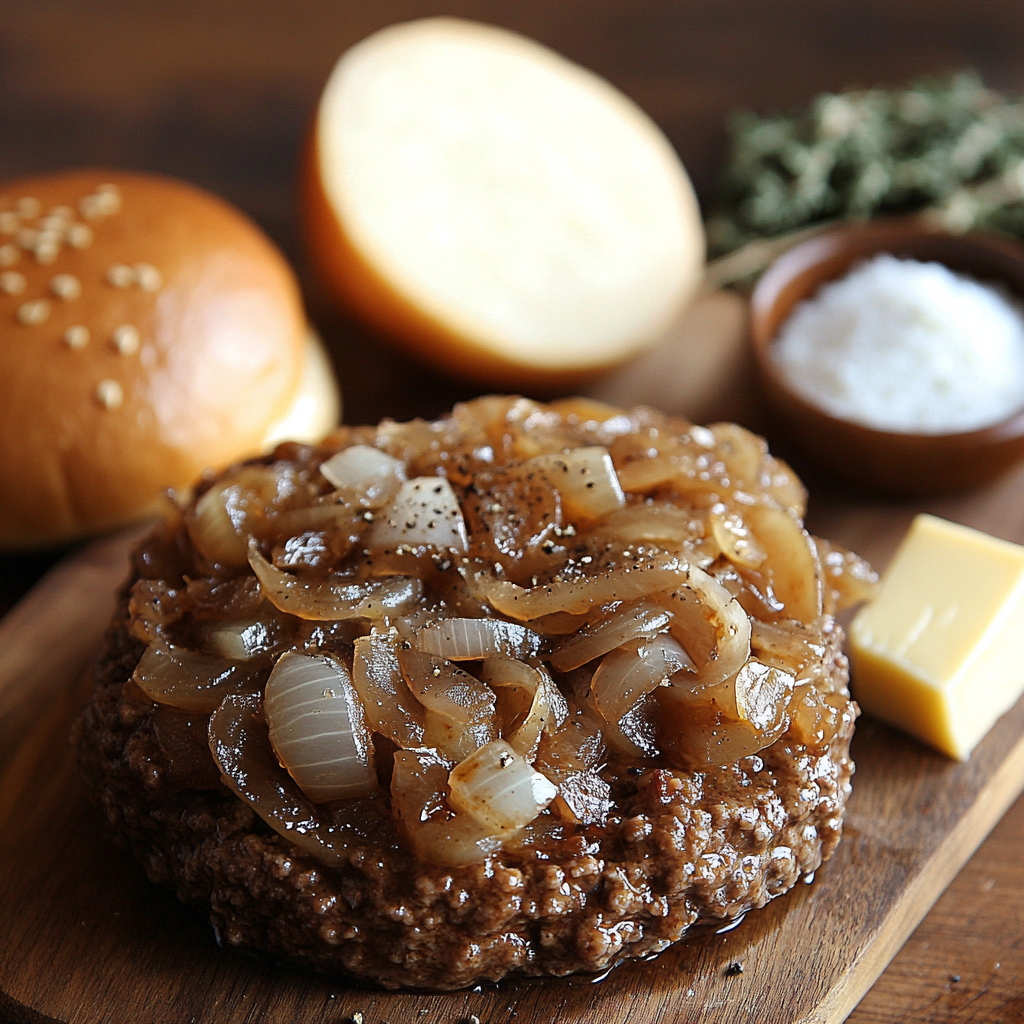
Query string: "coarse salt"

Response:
xmin=771 ymin=254 xmax=1024 ymax=433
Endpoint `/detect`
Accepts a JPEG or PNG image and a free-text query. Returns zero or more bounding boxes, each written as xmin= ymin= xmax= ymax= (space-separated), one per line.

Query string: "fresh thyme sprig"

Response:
xmin=707 ymin=71 xmax=1024 ymax=257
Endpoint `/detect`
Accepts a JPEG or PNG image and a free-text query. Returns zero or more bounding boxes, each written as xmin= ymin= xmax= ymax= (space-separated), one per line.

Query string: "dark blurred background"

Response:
xmin=5 ymin=1 xmax=1024 ymax=254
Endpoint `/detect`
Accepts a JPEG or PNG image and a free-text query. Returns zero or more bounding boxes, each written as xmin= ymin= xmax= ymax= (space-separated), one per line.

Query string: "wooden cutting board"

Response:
xmin=4 ymin=298 xmax=1024 ymax=1023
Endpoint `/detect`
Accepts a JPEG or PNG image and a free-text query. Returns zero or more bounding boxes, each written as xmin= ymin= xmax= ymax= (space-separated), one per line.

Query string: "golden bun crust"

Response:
xmin=0 ymin=170 xmax=336 ymax=549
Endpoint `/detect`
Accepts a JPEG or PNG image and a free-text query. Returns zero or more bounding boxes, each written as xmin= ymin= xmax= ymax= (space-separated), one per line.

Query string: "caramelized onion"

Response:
xmin=319 ymin=444 xmax=406 ymax=507
xmin=480 ymin=553 xmax=690 ymax=620
xmin=189 ymin=482 xmax=252 ymax=568
xmin=151 ymin=705 xmax=222 ymax=789
xmin=733 ymin=660 xmax=796 ymax=733
xmin=521 ymin=610 xmax=592 ymax=636
xmin=524 ymin=447 xmax=625 ymax=521
xmin=709 ymin=422 xmax=767 ymax=488
xmin=659 ymin=563 xmax=751 ymax=687
xmin=613 ymin=454 xmax=681 ymax=494
xmin=709 ymin=505 xmax=767 ymax=569
xmin=534 ymin=711 xmax=605 ymax=781
xmin=551 ymin=770 xmax=611 ymax=826
xmin=398 ymin=649 xmax=497 ymax=761
xmin=788 ymin=682 xmax=851 ymax=753
xmin=659 ymin=659 xmax=795 ymax=768
xmin=657 ymin=691 xmax=773 ymax=768
xmin=589 ymin=503 xmax=709 ymax=558
xmin=481 ymin=657 xmax=565 ymax=759
xmin=416 ymin=618 xmax=543 ymax=661
xmin=249 ymin=540 xmax=421 ymax=623
xmin=744 ymin=503 xmax=822 ymax=626
xmin=351 ymin=628 xmax=425 ymax=747
xmin=368 ymin=477 xmax=469 ymax=551
xmin=549 ymin=598 xmax=672 ymax=672
xmin=132 ymin=644 xmax=265 ymax=712
xmin=187 ymin=464 xmax=298 ymax=568
xmin=764 ymin=455 xmax=807 ymax=518
xmin=205 ymin=618 xmax=278 ymax=660
xmin=391 ymin=748 xmax=514 ymax=866
xmin=816 ymin=538 xmax=879 ymax=615
xmin=129 ymin=579 xmax=184 ymax=647
xmin=208 ymin=693 xmax=351 ymax=867
xmin=264 ymin=653 xmax=377 ymax=803
xmin=750 ymin=619 xmax=826 ymax=677
xmin=613 ymin=437 xmax=726 ymax=496
xmin=448 ymin=740 xmax=558 ymax=832
xmin=591 ymin=634 xmax=692 ymax=756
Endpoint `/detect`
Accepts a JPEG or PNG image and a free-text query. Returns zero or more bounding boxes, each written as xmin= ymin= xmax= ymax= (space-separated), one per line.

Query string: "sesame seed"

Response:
xmin=112 ymin=324 xmax=140 ymax=355
xmin=0 ymin=271 xmax=26 ymax=295
xmin=17 ymin=299 xmax=50 ymax=325
xmin=95 ymin=378 xmax=124 ymax=410
xmin=34 ymin=240 xmax=59 ymax=265
xmin=0 ymin=212 xmax=20 ymax=235
xmin=134 ymin=263 xmax=162 ymax=291
xmin=39 ymin=215 xmax=66 ymax=233
xmin=78 ymin=196 xmax=103 ymax=219
xmin=106 ymin=263 xmax=135 ymax=288
xmin=0 ymin=243 xmax=19 ymax=267
xmin=64 ymin=325 xmax=90 ymax=350
xmin=16 ymin=228 xmax=39 ymax=250
xmin=50 ymin=274 xmax=81 ymax=300
xmin=67 ymin=223 xmax=92 ymax=249
xmin=80 ymin=188 xmax=121 ymax=219
xmin=15 ymin=197 xmax=40 ymax=219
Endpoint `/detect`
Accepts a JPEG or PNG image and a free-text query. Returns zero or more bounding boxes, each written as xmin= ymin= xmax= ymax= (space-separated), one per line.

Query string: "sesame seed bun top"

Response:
xmin=0 ymin=169 xmax=339 ymax=549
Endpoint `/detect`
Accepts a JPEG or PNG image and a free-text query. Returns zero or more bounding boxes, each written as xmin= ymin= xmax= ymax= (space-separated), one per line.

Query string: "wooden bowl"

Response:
xmin=749 ymin=219 xmax=1024 ymax=496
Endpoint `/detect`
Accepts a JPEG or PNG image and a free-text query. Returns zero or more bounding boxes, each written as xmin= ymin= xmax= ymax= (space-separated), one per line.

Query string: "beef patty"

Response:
xmin=75 ymin=396 xmax=872 ymax=990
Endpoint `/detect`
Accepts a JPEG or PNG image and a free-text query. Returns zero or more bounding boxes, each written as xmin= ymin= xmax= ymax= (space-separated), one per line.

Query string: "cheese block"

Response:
xmin=850 ymin=514 xmax=1024 ymax=759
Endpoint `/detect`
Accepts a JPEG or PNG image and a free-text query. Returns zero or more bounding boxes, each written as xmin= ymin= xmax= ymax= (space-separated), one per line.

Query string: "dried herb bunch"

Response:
xmin=708 ymin=72 xmax=1024 ymax=256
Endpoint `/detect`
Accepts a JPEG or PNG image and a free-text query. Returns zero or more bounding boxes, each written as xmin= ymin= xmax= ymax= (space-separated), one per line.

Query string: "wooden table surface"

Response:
xmin=2 ymin=3 xmax=1024 ymax=1021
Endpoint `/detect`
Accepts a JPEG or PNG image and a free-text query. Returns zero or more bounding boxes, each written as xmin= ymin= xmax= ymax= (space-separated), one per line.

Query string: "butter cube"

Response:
xmin=850 ymin=514 xmax=1024 ymax=759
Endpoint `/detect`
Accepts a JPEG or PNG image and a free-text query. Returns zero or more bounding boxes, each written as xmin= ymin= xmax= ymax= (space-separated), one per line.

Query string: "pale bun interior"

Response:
xmin=261 ymin=327 xmax=341 ymax=451
xmin=0 ymin=170 xmax=340 ymax=549
xmin=303 ymin=17 xmax=705 ymax=389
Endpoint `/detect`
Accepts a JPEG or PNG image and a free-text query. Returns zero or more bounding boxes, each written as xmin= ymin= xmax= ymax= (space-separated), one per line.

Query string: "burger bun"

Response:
xmin=0 ymin=169 xmax=340 ymax=549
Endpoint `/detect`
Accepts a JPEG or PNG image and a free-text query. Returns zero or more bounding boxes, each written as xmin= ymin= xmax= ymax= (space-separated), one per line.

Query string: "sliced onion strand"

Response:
xmin=249 ymin=539 xmax=421 ymax=623
xmin=264 ymin=652 xmax=377 ymax=803
xmin=416 ymin=618 xmax=544 ymax=661
xmin=448 ymin=740 xmax=558 ymax=833
xmin=132 ymin=644 xmax=266 ymax=712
